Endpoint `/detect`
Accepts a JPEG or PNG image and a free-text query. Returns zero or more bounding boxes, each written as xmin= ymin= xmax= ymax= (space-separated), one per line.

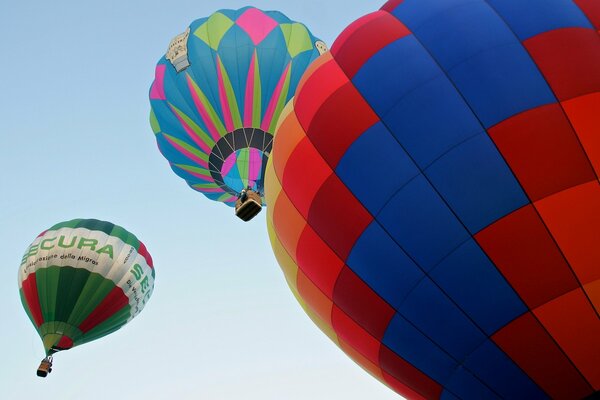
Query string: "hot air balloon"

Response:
xmin=265 ymin=0 xmax=600 ymax=398
xmin=149 ymin=7 xmax=326 ymax=221
xmin=18 ymin=219 xmax=155 ymax=377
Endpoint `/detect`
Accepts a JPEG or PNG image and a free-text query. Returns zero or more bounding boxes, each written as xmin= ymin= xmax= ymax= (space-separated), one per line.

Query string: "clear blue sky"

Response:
xmin=0 ymin=1 xmax=401 ymax=399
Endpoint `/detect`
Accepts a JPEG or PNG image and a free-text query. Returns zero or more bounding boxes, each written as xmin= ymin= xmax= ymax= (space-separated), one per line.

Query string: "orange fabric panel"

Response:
xmin=272 ymin=189 xmax=307 ymax=262
xmin=535 ymin=180 xmax=600 ymax=285
xmin=267 ymin=216 xmax=298 ymax=290
xmin=534 ymin=288 xmax=600 ymax=390
xmin=297 ymin=268 xmax=334 ymax=326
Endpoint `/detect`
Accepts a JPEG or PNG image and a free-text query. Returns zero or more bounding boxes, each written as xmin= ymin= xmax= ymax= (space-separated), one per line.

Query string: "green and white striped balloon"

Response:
xmin=18 ymin=219 xmax=155 ymax=359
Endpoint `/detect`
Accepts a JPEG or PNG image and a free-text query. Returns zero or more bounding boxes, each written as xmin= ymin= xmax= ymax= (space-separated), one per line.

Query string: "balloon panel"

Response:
xmin=150 ymin=7 xmax=324 ymax=206
xmin=266 ymin=1 xmax=600 ymax=399
xmin=19 ymin=219 xmax=155 ymax=355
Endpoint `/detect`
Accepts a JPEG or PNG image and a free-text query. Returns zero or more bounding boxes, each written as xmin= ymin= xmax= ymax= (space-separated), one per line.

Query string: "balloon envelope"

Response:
xmin=150 ymin=7 xmax=325 ymax=206
xmin=19 ymin=219 xmax=155 ymax=356
xmin=266 ymin=1 xmax=600 ymax=398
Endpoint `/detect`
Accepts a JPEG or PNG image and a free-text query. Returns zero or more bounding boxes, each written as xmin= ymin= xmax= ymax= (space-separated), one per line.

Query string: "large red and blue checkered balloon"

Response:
xmin=266 ymin=1 xmax=600 ymax=398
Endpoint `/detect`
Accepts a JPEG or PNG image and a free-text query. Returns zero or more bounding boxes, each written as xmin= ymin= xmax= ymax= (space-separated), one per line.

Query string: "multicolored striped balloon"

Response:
xmin=266 ymin=1 xmax=600 ymax=398
xmin=149 ymin=7 xmax=325 ymax=206
xmin=19 ymin=219 xmax=155 ymax=359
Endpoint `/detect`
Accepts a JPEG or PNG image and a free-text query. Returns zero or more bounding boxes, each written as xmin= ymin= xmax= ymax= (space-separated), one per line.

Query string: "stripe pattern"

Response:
xmin=18 ymin=219 xmax=155 ymax=356
xmin=265 ymin=1 xmax=600 ymax=398
xmin=149 ymin=7 xmax=324 ymax=206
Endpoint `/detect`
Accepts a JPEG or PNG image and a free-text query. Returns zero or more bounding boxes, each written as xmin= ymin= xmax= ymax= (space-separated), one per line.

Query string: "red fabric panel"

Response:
xmin=296 ymin=225 xmax=344 ymax=298
xmin=295 ymin=56 xmax=348 ymax=132
xmin=338 ymin=338 xmax=386 ymax=382
xmin=534 ymin=289 xmax=600 ymax=389
xmin=282 ymin=137 xmax=332 ymax=219
xmin=380 ymin=345 xmax=444 ymax=399
xmin=21 ymin=274 xmax=43 ymax=327
xmin=573 ymin=0 xmax=600 ymax=30
xmin=381 ymin=372 xmax=428 ymax=400
xmin=308 ymin=174 xmax=373 ymax=261
xmin=524 ymin=27 xmax=600 ymax=101
xmin=332 ymin=12 xmax=383 ymax=55
xmin=476 ymin=204 xmax=580 ymax=309
xmin=56 ymin=335 xmax=73 ymax=350
xmin=333 ymin=266 xmax=395 ymax=340
xmin=535 ymin=181 xmax=600 ymax=285
xmin=79 ymin=286 xmax=129 ymax=333
xmin=381 ymin=0 xmax=405 ymax=13
xmin=562 ymin=92 xmax=600 ymax=176
xmin=332 ymin=11 xmax=410 ymax=78
xmin=137 ymin=242 xmax=153 ymax=268
xmin=487 ymin=103 xmax=596 ymax=201
xmin=493 ymin=312 xmax=594 ymax=399
xmin=306 ymin=82 xmax=379 ymax=168
xmin=332 ymin=305 xmax=381 ymax=364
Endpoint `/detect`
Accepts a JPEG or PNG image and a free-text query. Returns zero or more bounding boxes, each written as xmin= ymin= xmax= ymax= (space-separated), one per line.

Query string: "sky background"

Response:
xmin=0 ymin=1 xmax=401 ymax=399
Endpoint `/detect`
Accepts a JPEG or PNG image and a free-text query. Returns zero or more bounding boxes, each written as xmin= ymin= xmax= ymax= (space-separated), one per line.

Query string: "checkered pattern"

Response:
xmin=265 ymin=1 xmax=600 ymax=398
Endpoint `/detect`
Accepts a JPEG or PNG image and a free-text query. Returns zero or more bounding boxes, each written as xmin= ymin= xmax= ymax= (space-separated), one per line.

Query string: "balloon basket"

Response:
xmin=36 ymin=357 xmax=53 ymax=378
xmin=235 ymin=190 xmax=262 ymax=222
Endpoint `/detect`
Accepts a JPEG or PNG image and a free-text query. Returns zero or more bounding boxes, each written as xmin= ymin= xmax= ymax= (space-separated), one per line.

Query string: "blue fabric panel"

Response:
xmin=256 ymin=31 xmax=289 ymax=119
xmin=430 ymin=240 xmax=527 ymax=335
xmin=486 ymin=0 xmax=594 ymax=41
xmin=381 ymin=75 xmax=484 ymax=169
xmin=398 ymin=278 xmax=486 ymax=361
xmin=378 ymin=175 xmax=470 ymax=270
xmin=383 ymin=313 xmax=457 ymax=384
xmin=448 ymin=42 xmax=555 ymax=127
xmin=218 ymin=27 xmax=253 ymax=117
xmin=425 ymin=133 xmax=529 ymax=233
xmin=347 ymin=221 xmax=425 ymax=310
xmin=440 ymin=390 xmax=461 ymax=400
xmin=336 ymin=122 xmax=420 ymax=214
xmin=391 ymin=0 xmax=476 ymax=31
xmin=444 ymin=366 xmax=501 ymax=399
xmin=412 ymin=2 xmax=516 ymax=69
xmin=352 ymin=35 xmax=441 ymax=116
xmin=187 ymin=39 xmax=222 ymax=127
xmin=465 ymin=340 xmax=549 ymax=399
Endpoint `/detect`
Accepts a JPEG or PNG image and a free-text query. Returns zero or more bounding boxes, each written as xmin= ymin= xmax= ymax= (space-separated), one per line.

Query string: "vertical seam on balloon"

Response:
xmin=68 ymin=229 xmax=110 ymax=343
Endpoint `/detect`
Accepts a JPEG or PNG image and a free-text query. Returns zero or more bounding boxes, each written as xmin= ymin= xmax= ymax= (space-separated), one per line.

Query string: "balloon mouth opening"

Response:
xmin=208 ymin=127 xmax=273 ymax=196
xmin=43 ymin=334 xmax=74 ymax=354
